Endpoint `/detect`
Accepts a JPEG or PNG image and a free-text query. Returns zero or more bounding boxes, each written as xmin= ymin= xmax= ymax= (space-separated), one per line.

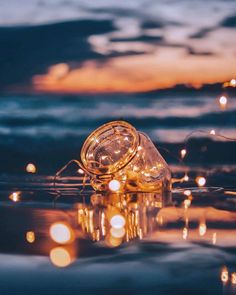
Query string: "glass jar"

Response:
xmin=81 ymin=121 xmax=171 ymax=193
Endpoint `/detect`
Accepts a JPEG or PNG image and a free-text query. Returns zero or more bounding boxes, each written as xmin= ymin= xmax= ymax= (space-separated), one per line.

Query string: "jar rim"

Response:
xmin=81 ymin=121 xmax=139 ymax=176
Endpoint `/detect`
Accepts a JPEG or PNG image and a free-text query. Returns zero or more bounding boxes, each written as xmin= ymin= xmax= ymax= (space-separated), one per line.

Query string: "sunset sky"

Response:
xmin=0 ymin=0 xmax=236 ymax=93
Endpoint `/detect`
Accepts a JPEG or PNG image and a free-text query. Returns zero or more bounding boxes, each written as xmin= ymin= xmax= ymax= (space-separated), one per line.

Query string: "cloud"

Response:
xmin=187 ymin=47 xmax=215 ymax=56
xmin=141 ymin=19 xmax=182 ymax=29
xmin=220 ymin=14 xmax=236 ymax=27
xmin=0 ymin=19 xmax=115 ymax=90
xmin=110 ymin=35 xmax=163 ymax=44
xmin=189 ymin=27 xmax=216 ymax=39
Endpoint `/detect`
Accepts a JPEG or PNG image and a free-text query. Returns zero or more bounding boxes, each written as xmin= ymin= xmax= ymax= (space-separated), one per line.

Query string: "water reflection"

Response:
xmin=0 ymin=185 xmax=236 ymax=295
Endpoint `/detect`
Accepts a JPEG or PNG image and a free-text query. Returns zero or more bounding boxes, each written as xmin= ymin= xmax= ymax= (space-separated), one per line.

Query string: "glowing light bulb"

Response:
xmin=26 ymin=163 xmax=36 ymax=173
xmin=210 ymin=129 xmax=216 ymax=135
xmin=184 ymin=190 xmax=191 ymax=196
xmin=230 ymin=79 xmax=236 ymax=87
xmin=108 ymin=180 xmax=121 ymax=192
xmin=110 ymin=214 xmax=126 ymax=229
xmin=78 ymin=168 xmax=84 ymax=174
xmin=50 ymin=223 xmax=73 ymax=244
xmin=50 ymin=247 xmax=72 ymax=268
xmin=180 ymin=149 xmax=187 ymax=159
xmin=221 ymin=266 xmax=229 ymax=283
xmin=196 ymin=176 xmax=206 ymax=187
xmin=9 ymin=191 xmax=20 ymax=202
xmin=184 ymin=174 xmax=189 ymax=182
xmin=219 ymin=96 xmax=227 ymax=109
xmin=26 ymin=231 xmax=35 ymax=243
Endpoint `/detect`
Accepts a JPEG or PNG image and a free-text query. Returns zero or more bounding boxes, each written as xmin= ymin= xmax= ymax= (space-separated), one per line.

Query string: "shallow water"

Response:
xmin=0 ymin=92 xmax=236 ymax=294
xmin=0 ymin=165 xmax=236 ymax=295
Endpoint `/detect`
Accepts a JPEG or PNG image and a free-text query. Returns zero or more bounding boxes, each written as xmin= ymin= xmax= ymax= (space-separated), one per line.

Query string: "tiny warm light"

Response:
xmin=183 ymin=174 xmax=189 ymax=182
xmin=108 ymin=179 xmax=121 ymax=192
xmin=199 ymin=222 xmax=207 ymax=236
xmin=196 ymin=176 xmax=206 ymax=187
xmin=180 ymin=149 xmax=187 ymax=159
xmin=50 ymin=223 xmax=73 ymax=244
xmin=210 ymin=129 xmax=216 ymax=135
xmin=26 ymin=231 xmax=35 ymax=243
xmin=221 ymin=266 xmax=229 ymax=283
xmin=184 ymin=190 xmax=191 ymax=196
xmin=110 ymin=227 xmax=125 ymax=238
xmin=219 ymin=95 xmax=227 ymax=109
xmin=9 ymin=191 xmax=20 ymax=202
xmin=110 ymin=214 xmax=126 ymax=229
xmin=231 ymin=272 xmax=236 ymax=285
xmin=78 ymin=168 xmax=84 ymax=174
xmin=50 ymin=247 xmax=72 ymax=268
xmin=230 ymin=79 xmax=236 ymax=87
xmin=26 ymin=163 xmax=37 ymax=173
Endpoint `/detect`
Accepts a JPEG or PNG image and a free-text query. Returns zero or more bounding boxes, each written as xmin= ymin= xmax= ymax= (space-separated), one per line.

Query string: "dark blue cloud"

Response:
xmin=220 ymin=14 xmax=236 ymax=27
xmin=0 ymin=19 xmax=115 ymax=90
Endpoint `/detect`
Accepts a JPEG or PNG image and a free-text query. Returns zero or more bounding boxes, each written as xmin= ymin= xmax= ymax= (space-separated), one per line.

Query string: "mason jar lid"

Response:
xmin=81 ymin=121 xmax=139 ymax=175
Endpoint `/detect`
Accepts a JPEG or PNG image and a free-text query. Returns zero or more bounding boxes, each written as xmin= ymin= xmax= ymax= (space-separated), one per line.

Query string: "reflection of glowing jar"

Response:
xmin=81 ymin=121 xmax=171 ymax=193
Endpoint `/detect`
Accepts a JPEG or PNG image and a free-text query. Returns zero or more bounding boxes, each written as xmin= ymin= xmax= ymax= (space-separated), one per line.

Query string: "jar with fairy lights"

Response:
xmin=80 ymin=121 xmax=171 ymax=193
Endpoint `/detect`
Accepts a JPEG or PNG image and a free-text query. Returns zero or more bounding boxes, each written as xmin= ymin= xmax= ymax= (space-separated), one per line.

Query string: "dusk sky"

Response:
xmin=0 ymin=0 xmax=236 ymax=93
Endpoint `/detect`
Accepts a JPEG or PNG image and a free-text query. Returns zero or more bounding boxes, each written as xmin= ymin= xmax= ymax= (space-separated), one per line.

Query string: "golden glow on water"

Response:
xmin=26 ymin=231 xmax=35 ymax=243
xmin=26 ymin=163 xmax=36 ymax=173
xmin=50 ymin=247 xmax=72 ymax=268
xmin=110 ymin=227 xmax=125 ymax=238
xmin=49 ymin=223 xmax=74 ymax=244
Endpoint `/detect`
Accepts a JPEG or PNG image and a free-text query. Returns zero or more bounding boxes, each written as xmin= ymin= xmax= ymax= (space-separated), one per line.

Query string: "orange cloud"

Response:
xmin=32 ymin=48 xmax=236 ymax=93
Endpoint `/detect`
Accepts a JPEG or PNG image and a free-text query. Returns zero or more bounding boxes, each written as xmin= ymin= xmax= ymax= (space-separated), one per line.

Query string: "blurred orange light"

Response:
xmin=180 ymin=149 xmax=187 ymax=159
xmin=196 ymin=176 xmax=206 ymax=187
xmin=210 ymin=129 xmax=216 ymax=135
xmin=50 ymin=247 xmax=72 ymax=268
xmin=110 ymin=227 xmax=125 ymax=238
xmin=184 ymin=190 xmax=191 ymax=196
xmin=26 ymin=231 xmax=35 ymax=243
xmin=9 ymin=191 xmax=20 ymax=202
xmin=219 ymin=96 xmax=227 ymax=109
xmin=231 ymin=272 xmax=236 ymax=285
xmin=50 ymin=223 xmax=73 ymax=244
xmin=26 ymin=163 xmax=36 ymax=173
xmin=221 ymin=266 xmax=229 ymax=283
